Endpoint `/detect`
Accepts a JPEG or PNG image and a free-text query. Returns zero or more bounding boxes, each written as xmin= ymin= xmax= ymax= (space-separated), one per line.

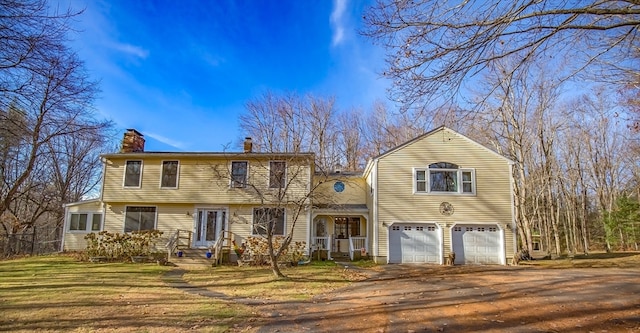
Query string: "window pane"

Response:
xmin=124 ymin=161 xmax=142 ymax=187
xmin=416 ymin=170 xmax=425 ymax=181
xmin=253 ymin=208 xmax=284 ymax=235
xmin=429 ymin=162 xmax=459 ymax=169
xmin=231 ymin=161 xmax=247 ymax=188
xmin=462 ymin=171 xmax=472 ymax=182
xmin=269 ymin=161 xmax=286 ymax=188
xmin=417 ymin=182 xmax=426 ymax=192
xmin=70 ymin=214 xmax=79 ymax=230
xmin=77 ymin=214 xmax=88 ymax=231
xmin=91 ymin=214 xmax=102 ymax=231
xmin=463 ymin=183 xmax=472 ymax=193
xmin=161 ymin=161 xmax=178 ymax=188
xmin=430 ymin=170 xmax=457 ymax=192
xmin=125 ymin=206 xmax=156 ymax=232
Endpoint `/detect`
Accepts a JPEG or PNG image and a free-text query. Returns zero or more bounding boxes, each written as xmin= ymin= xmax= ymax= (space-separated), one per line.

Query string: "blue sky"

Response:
xmin=65 ymin=0 xmax=390 ymax=151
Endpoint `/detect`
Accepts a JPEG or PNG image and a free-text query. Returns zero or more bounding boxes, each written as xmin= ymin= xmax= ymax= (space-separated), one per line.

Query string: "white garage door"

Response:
xmin=451 ymin=224 xmax=502 ymax=264
xmin=389 ymin=223 xmax=441 ymax=264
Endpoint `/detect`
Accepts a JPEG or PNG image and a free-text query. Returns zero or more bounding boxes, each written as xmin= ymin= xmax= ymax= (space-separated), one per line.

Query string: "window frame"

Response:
xmin=160 ymin=160 xmax=180 ymax=189
xmin=230 ymin=161 xmax=248 ymax=188
xmin=252 ymin=207 xmax=286 ymax=236
xmin=68 ymin=212 xmax=103 ymax=233
xmin=269 ymin=160 xmax=286 ymax=189
xmin=334 ymin=217 xmax=361 ymax=238
xmin=413 ymin=164 xmax=476 ymax=195
xmin=123 ymin=160 xmax=143 ymax=188
xmin=124 ymin=206 xmax=157 ymax=233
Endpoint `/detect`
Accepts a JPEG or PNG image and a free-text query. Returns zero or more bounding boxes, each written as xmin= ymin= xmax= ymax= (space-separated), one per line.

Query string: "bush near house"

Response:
xmin=84 ymin=230 xmax=163 ymax=261
xmin=243 ymin=236 xmax=306 ymax=265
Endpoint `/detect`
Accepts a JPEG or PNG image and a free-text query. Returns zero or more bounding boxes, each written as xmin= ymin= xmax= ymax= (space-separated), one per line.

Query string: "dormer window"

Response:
xmin=414 ymin=162 xmax=475 ymax=194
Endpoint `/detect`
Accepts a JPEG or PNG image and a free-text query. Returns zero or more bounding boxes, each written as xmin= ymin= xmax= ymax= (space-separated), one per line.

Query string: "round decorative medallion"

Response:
xmin=439 ymin=202 xmax=454 ymax=215
xmin=333 ymin=181 xmax=345 ymax=193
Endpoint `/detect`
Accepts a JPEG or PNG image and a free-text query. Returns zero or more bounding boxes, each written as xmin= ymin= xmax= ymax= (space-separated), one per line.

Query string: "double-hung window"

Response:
xmin=269 ymin=161 xmax=286 ymax=188
xmin=231 ymin=161 xmax=248 ymax=188
xmin=124 ymin=160 xmax=142 ymax=187
xmin=124 ymin=206 xmax=157 ymax=232
xmin=68 ymin=213 xmax=102 ymax=232
xmin=161 ymin=161 xmax=179 ymax=188
xmin=252 ymin=207 xmax=285 ymax=236
xmin=415 ymin=162 xmax=475 ymax=194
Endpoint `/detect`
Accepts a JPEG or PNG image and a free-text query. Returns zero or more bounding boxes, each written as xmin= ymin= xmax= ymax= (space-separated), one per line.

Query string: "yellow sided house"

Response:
xmin=63 ymin=127 xmax=517 ymax=265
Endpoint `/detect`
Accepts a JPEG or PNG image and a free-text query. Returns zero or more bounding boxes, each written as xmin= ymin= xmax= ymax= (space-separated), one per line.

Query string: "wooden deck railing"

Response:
xmin=165 ymin=229 xmax=192 ymax=262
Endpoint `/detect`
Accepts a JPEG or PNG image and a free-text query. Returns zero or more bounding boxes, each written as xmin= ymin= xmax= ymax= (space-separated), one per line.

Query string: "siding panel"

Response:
xmin=375 ymin=129 xmax=514 ymax=261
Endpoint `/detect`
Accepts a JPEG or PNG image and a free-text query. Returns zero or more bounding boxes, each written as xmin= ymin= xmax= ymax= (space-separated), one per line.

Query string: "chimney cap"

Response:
xmin=126 ymin=128 xmax=144 ymax=137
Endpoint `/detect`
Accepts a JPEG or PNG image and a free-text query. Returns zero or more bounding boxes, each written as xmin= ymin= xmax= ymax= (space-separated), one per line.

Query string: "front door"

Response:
xmin=194 ymin=209 xmax=226 ymax=248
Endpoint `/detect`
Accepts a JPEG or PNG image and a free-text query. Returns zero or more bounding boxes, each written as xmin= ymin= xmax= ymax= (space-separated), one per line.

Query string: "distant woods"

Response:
xmin=240 ymin=91 xmax=433 ymax=173
xmin=0 ymin=0 xmax=114 ymax=238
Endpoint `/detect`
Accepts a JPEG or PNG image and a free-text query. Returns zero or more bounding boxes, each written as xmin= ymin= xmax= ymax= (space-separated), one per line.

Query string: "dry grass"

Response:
xmin=0 ymin=254 xmax=253 ymax=332
xmin=519 ymin=251 xmax=640 ymax=269
xmin=184 ymin=261 xmax=359 ymax=301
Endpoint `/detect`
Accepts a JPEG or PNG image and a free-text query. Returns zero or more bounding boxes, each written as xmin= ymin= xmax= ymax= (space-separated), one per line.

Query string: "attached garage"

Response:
xmin=451 ymin=224 xmax=503 ymax=264
xmin=388 ymin=223 xmax=441 ymax=264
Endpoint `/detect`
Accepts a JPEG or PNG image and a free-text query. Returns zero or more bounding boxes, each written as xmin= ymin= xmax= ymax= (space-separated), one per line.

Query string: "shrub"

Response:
xmin=84 ymin=230 xmax=163 ymax=261
xmin=243 ymin=236 xmax=307 ymax=264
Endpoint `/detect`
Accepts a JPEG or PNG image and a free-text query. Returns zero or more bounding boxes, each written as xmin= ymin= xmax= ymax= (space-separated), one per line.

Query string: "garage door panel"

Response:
xmin=452 ymin=224 xmax=502 ymax=265
xmin=389 ymin=223 xmax=441 ymax=264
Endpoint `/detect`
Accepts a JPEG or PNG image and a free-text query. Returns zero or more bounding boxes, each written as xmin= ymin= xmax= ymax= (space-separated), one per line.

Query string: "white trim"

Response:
xmin=159 ymin=160 xmax=180 ymax=189
xmin=123 ymin=160 xmax=143 ymax=188
xmin=67 ymin=211 xmax=103 ymax=233
xmin=372 ymin=159 xmax=379 ymax=259
xmin=509 ymin=163 xmax=518 ymax=255
xmin=63 ymin=198 xmax=101 ymax=208
xmin=412 ymin=167 xmax=476 ymax=195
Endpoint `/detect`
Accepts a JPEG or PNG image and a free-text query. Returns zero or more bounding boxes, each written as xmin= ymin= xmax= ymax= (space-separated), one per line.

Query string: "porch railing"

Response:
xmin=349 ymin=236 xmax=368 ymax=261
xmin=312 ymin=236 xmax=332 ymax=259
xmin=211 ymin=230 xmax=233 ymax=266
xmin=165 ymin=229 xmax=192 ymax=262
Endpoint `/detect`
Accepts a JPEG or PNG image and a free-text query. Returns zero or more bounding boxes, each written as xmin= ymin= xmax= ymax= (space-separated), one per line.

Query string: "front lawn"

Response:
xmin=0 ymin=255 xmax=252 ymax=332
xmin=183 ymin=261 xmax=362 ymax=301
xmin=0 ymin=255 xmax=357 ymax=332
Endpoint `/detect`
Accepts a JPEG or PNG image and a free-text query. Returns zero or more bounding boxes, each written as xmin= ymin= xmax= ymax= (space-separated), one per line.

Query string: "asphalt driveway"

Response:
xmin=252 ymin=264 xmax=640 ymax=333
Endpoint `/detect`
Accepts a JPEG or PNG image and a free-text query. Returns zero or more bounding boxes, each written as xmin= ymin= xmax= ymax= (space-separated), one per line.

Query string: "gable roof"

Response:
xmin=363 ymin=126 xmax=514 ymax=176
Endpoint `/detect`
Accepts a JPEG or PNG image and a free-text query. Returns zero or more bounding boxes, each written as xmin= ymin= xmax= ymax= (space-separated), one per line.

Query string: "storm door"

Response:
xmin=194 ymin=209 xmax=226 ymax=247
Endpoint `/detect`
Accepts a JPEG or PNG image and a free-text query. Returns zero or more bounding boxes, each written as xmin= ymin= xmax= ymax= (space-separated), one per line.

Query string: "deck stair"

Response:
xmin=170 ymin=248 xmax=215 ymax=269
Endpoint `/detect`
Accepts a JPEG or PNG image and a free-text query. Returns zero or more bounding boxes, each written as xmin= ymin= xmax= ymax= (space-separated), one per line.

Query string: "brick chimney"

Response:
xmin=121 ymin=129 xmax=145 ymax=153
xmin=243 ymin=137 xmax=252 ymax=153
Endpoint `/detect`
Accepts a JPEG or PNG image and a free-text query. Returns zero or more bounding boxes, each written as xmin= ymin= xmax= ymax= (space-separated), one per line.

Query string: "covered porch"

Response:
xmin=311 ymin=204 xmax=369 ymax=261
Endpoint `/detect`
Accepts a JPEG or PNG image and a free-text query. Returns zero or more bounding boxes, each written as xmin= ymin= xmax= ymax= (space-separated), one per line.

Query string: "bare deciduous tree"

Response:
xmin=363 ymin=0 xmax=640 ymax=108
xmin=0 ymin=0 xmax=113 ymax=238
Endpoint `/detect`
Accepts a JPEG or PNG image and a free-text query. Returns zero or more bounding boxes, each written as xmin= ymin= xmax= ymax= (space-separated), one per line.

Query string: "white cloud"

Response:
xmin=330 ymin=0 xmax=348 ymax=47
xmin=145 ymin=132 xmax=186 ymax=150
xmin=110 ymin=42 xmax=149 ymax=59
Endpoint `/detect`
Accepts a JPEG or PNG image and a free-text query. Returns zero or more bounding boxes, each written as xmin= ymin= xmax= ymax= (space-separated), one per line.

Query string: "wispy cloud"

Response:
xmin=110 ymin=42 xmax=149 ymax=59
xmin=330 ymin=0 xmax=347 ymax=47
xmin=145 ymin=132 xmax=186 ymax=150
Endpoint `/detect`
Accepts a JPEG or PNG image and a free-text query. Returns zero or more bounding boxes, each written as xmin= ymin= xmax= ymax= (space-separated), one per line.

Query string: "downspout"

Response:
xmin=100 ymin=157 xmax=107 ymax=231
xmin=60 ymin=203 xmax=68 ymax=252
xmin=373 ymin=159 xmax=379 ymax=259
xmin=509 ymin=161 xmax=517 ymax=264
xmin=307 ymin=160 xmax=313 ymax=257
